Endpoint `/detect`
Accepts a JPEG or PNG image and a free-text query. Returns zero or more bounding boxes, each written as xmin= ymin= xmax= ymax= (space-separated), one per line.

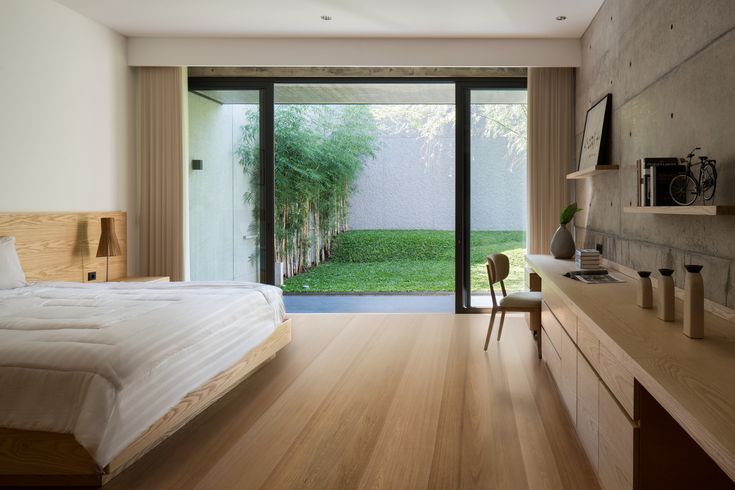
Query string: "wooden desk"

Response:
xmin=527 ymin=255 xmax=735 ymax=489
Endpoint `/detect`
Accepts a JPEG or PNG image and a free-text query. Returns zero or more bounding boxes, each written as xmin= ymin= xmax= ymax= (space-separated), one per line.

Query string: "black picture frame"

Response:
xmin=578 ymin=93 xmax=612 ymax=171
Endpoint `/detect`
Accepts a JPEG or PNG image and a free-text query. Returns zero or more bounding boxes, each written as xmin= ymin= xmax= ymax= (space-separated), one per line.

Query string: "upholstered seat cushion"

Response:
xmin=499 ymin=291 xmax=542 ymax=308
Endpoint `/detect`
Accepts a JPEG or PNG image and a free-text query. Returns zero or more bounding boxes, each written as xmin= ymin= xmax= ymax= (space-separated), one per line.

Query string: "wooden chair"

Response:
xmin=483 ymin=253 xmax=543 ymax=358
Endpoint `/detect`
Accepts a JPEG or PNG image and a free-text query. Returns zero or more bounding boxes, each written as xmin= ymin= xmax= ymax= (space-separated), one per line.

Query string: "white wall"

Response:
xmin=0 ymin=0 xmax=137 ymax=273
xmin=128 ymin=37 xmax=581 ymax=67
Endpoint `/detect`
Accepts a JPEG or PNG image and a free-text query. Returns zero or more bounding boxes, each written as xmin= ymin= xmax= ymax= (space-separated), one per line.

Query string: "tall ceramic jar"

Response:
xmin=636 ymin=271 xmax=652 ymax=308
xmin=657 ymin=268 xmax=675 ymax=322
xmin=683 ymin=264 xmax=704 ymax=339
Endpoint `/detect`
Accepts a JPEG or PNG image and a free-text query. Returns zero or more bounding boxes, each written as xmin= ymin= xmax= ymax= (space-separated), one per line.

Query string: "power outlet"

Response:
xmin=88 ymin=271 xmax=97 ymax=281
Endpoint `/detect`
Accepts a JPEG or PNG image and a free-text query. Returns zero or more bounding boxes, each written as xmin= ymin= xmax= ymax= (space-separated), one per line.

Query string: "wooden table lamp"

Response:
xmin=96 ymin=217 xmax=121 ymax=282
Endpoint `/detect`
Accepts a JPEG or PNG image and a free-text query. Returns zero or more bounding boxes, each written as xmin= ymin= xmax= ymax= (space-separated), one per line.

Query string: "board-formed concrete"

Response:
xmin=575 ymin=0 xmax=735 ymax=306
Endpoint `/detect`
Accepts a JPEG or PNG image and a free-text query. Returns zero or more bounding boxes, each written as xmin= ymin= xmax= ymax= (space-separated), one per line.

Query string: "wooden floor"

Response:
xmin=105 ymin=313 xmax=599 ymax=490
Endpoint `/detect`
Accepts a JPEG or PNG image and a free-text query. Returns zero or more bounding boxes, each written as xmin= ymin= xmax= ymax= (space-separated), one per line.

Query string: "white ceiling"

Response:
xmin=54 ymin=0 xmax=602 ymax=38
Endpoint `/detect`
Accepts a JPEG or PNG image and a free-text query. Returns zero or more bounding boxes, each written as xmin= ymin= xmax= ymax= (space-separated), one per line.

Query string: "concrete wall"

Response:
xmin=187 ymin=94 xmax=258 ymax=281
xmin=0 ymin=0 xmax=137 ymax=273
xmin=348 ymin=108 xmax=527 ymax=231
xmin=575 ymin=0 xmax=735 ymax=306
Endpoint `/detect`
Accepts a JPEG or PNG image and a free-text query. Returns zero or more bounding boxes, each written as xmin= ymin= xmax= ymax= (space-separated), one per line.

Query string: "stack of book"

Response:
xmin=636 ymin=157 xmax=685 ymax=206
xmin=575 ymin=249 xmax=601 ymax=269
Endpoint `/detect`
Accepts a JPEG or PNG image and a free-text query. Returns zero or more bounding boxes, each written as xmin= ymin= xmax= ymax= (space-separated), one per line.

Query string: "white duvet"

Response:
xmin=0 ymin=281 xmax=285 ymax=467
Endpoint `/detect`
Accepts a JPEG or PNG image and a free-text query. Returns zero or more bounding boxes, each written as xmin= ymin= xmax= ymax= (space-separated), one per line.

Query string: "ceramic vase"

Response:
xmin=636 ymin=271 xmax=652 ymax=308
xmin=657 ymin=269 xmax=675 ymax=322
xmin=683 ymin=264 xmax=704 ymax=339
xmin=550 ymin=224 xmax=575 ymax=259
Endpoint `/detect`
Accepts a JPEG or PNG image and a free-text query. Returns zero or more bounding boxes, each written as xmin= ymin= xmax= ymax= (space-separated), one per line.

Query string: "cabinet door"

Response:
xmin=599 ymin=382 xmax=636 ymax=490
xmin=577 ymin=351 xmax=599 ymax=472
xmin=560 ymin=330 xmax=577 ymax=423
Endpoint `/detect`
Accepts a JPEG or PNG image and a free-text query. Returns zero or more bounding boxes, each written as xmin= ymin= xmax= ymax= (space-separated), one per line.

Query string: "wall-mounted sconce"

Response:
xmin=191 ymin=159 xmax=203 ymax=170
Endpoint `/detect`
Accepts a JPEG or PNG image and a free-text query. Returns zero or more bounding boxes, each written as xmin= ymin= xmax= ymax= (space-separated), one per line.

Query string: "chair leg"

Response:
xmin=536 ymin=330 xmax=542 ymax=359
xmin=484 ymin=309 xmax=497 ymax=351
xmin=496 ymin=311 xmax=506 ymax=341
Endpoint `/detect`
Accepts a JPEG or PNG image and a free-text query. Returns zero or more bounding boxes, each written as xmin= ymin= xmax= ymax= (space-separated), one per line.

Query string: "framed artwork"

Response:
xmin=578 ymin=93 xmax=612 ymax=171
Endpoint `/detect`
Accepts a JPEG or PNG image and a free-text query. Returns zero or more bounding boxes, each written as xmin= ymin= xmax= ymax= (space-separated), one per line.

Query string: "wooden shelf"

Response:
xmin=566 ymin=165 xmax=619 ymax=179
xmin=623 ymin=206 xmax=735 ymax=216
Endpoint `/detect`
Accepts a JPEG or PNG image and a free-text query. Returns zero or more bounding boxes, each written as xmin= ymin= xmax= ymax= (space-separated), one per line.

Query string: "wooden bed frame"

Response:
xmin=0 ymin=211 xmax=292 ymax=486
xmin=0 ymin=318 xmax=292 ymax=487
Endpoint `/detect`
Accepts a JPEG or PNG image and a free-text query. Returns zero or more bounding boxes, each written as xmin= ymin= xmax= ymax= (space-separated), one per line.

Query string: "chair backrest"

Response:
xmin=486 ymin=253 xmax=510 ymax=285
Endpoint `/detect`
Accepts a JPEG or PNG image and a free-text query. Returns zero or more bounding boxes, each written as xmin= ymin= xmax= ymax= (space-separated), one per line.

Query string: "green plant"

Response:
xmin=560 ymin=202 xmax=582 ymax=225
xmin=237 ymin=105 xmax=379 ymax=277
xmin=282 ymin=230 xmax=526 ymax=293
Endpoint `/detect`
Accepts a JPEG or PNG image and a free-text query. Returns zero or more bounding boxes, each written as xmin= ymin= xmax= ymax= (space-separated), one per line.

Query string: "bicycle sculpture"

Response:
xmin=669 ymin=147 xmax=717 ymax=206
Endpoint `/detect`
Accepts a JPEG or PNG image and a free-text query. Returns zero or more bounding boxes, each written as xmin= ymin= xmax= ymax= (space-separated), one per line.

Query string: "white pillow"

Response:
xmin=0 ymin=236 xmax=27 ymax=289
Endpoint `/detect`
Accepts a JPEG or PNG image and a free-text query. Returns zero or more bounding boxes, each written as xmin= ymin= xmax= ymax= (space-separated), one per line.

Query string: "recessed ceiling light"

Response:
xmin=320 ymin=15 xmax=332 ymax=21
xmin=556 ymin=15 xmax=567 ymax=21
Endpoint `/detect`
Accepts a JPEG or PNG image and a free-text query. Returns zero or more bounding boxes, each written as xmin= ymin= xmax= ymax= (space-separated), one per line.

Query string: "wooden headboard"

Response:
xmin=0 ymin=212 xmax=127 ymax=282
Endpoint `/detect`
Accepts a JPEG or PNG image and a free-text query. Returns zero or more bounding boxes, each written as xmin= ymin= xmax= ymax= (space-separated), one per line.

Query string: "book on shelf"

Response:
xmin=638 ymin=157 xmax=684 ymax=206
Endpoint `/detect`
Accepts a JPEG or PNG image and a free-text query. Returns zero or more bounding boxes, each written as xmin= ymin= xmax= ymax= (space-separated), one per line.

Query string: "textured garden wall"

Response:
xmin=348 ymin=110 xmax=527 ymax=231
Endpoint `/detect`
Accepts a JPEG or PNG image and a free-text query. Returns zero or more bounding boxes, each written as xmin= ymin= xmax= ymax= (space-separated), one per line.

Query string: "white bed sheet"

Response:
xmin=0 ymin=281 xmax=285 ymax=467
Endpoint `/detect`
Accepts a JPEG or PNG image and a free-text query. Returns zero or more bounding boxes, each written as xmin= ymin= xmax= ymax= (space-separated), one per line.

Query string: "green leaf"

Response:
xmin=560 ymin=202 xmax=582 ymax=225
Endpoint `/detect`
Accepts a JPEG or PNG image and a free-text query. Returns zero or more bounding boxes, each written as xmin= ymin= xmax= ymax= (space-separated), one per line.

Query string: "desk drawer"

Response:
xmin=577 ymin=317 xmax=600 ymax=372
xmin=542 ymin=329 xmax=561 ymax=387
xmin=599 ymin=343 xmax=635 ymax=420
xmin=542 ymin=301 xmax=563 ymax=356
xmin=543 ymin=284 xmax=577 ymax=340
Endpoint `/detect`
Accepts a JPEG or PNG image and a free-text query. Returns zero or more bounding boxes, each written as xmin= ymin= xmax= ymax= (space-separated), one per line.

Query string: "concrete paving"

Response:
xmin=284 ymin=294 xmax=455 ymax=313
xmin=283 ymin=294 xmax=496 ymax=313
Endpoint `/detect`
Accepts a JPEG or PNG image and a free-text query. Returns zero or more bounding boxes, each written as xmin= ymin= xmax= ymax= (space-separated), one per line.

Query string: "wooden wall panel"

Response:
xmin=0 ymin=212 xmax=127 ymax=282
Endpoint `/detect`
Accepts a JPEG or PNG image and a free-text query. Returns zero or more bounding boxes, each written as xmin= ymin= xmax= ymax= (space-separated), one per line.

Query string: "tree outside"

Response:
xmin=237 ymin=102 xmax=527 ymax=293
xmin=238 ymin=105 xmax=379 ymax=278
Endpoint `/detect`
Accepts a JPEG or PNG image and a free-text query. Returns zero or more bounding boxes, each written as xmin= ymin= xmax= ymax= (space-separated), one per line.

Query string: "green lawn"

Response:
xmin=282 ymin=230 xmax=526 ymax=293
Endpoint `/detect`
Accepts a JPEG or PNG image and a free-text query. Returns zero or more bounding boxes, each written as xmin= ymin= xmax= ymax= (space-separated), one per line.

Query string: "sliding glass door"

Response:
xmin=187 ymin=82 xmax=274 ymax=283
xmin=456 ymin=81 xmax=528 ymax=312
xmin=186 ymin=77 xmax=527 ymax=313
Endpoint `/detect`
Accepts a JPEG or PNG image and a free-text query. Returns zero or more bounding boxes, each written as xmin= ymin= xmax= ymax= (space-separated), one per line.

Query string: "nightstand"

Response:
xmin=118 ymin=276 xmax=170 ymax=283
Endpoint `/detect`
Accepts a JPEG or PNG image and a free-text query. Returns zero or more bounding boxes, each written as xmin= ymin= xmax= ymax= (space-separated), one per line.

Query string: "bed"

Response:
xmin=0 ymin=214 xmax=291 ymax=486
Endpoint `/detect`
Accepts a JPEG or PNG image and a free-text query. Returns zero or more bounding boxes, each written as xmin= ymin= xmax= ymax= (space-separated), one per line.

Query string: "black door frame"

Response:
xmin=187 ymin=76 xmax=527 ymax=313
xmin=455 ymin=79 xmax=528 ymax=313
xmin=188 ymin=78 xmax=276 ymax=284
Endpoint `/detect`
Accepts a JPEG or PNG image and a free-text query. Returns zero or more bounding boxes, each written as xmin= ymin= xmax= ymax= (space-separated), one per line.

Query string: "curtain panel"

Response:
xmin=137 ymin=67 xmax=186 ymax=281
xmin=527 ymin=67 xmax=575 ymax=255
